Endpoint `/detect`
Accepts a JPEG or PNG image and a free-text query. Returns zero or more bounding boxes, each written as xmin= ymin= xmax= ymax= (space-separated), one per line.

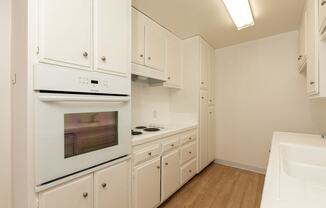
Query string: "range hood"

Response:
xmin=132 ymin=63 xmax=166 ymax=82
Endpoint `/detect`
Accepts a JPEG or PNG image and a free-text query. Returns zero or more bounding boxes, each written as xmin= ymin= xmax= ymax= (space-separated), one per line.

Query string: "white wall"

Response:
xmin=215 ymin=31 xmax=326 ymax=170
xmin=131 ymin=81 xmax=171 ymax=126
xmin=0 ymin=0 xmax=12 ymax=207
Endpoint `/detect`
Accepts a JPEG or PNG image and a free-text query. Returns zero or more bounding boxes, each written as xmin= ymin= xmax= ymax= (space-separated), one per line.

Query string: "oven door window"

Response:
xmin=64 ymin=112 xmax=118 ymax=158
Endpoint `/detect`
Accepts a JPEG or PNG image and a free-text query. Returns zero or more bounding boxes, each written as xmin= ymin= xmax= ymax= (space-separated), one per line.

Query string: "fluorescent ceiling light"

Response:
xmin=223 ymin=0 xmax=255 ymax=30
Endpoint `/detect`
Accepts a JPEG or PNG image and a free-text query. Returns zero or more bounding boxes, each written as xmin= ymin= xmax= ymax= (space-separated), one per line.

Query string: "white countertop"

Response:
xmin=261 ymin=132 xmax=326 ymax=208
xmin=132 ymin=123 xmax=197 ymax=146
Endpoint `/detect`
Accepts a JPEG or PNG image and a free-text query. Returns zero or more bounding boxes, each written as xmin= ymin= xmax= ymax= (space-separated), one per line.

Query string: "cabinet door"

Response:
xmin=39 ymin=0 xmax=92 ymax=69
xmin=133 ymin=157 xmax=161 ymax=208
xmin=208 ymin=107 xmax=216 ymax=163
xmin=319 ymin=0 xmax=326 ymax=31
xmin=200 ymin=43 xmax=209 ymax=89
xmin=199 ymin=90 xmax=209 ymax=171
xmin=161 ymin=150 xmax=180 ymax=201
xmin=94 ymin=161 xmax=130 ymax=208
xmin=132 ymin=8 xmax=145 ymax=65
xmin=145 ymin=21 xmax=166 ymax=71
xmin=165 ymin=32 xmax=182 ymax=88
xmin=208 ymin=48 xmax=215 ymax=105
xmin=307 ymin=0 xmax=319 ymax=94
xmin=39 ymin=175 xmax=93 ymax=208
xmin=298 ymin=9 xmax=307 ymax=71
xmin=95 ymin=0 xmax=130 ymax=75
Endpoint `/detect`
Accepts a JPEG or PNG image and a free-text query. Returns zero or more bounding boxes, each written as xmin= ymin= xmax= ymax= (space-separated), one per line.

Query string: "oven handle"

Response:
xmin=39 ymin=95 xmax=130 ymax=103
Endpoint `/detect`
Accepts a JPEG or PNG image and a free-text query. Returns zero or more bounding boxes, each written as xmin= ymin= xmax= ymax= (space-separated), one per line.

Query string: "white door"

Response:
xmin=165 ymin=32 xmax=182 ymax=88
xmin=208 ymin=49 xmax=215 ymax=105
xmin=208 ymin=107 xmax=216 ymax=163
xmin=161 ymin=150 xmax=180 ymax=201
xmin=39 ymin=175 xmax=93 ymax=208
xmin=200 ymin=43 xmax=209 ymax=89
xmin=133 ymin=157 xmax=161 ymax=208
xmin=199 ymin=90 xmax=209 ymax=171
xmin=39 ymin=0 xmax=92 ymax=69
xmin=132 ymin=8 xmax=145 ymax=65
xmin=95 ymin=0 xmax=130 ymax=76
xmin=94 ymin=161 xmax=130 ymax=208
xmin=145 ymin=21 xmax=166 ymax=71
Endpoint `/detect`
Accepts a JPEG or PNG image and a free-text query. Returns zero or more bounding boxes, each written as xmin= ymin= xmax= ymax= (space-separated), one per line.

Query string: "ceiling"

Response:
xmin=132 ymin=0 xmax=306 ymax=49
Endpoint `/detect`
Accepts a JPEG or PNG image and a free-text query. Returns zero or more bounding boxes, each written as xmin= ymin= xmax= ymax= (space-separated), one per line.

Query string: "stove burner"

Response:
xmin=135 ymin=126 xmax=147 ymax=129
xmin=144 ymin=128 xmax=160 ymax=132
xmin=131 ymin=130 xmax=143 ymax=135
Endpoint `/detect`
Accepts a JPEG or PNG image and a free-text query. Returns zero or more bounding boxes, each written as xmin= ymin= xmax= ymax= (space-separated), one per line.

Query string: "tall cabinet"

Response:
xmin=170 ymin=36 xmax=216 ymax=172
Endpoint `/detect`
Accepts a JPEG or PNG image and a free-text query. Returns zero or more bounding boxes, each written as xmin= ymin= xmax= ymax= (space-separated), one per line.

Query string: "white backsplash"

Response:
xmin=131 ymin=81 xmax=171 ymax=127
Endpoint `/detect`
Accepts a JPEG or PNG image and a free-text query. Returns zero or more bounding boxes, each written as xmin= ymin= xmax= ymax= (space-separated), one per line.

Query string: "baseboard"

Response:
xmin=214 ymin=159 xmax=266 ymax=175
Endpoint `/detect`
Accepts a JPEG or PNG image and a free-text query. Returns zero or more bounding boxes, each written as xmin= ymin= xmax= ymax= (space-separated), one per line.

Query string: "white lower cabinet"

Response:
xmin=94 ymin=161 xmax=130 ymax=208
xmin=39 ymin=160 xmax=130 ymax=208
xmin=161 ymin=150 xmax=180 ymax=201
xmin=132 ymin=129 xmax=197 ymax=208
xmin=39 ymin=174 xmax=94 ymax=208
xmin=133 ymin=157 xmax=161 ymax=208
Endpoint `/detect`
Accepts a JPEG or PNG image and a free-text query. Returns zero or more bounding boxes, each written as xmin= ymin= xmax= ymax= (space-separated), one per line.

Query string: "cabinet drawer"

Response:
xmin=180 ymin=142 xmax=196 ymax=164
xmin=180 ymin=159 xmax=196 ymax=185
xmin=162 ymin=137 xmax=179 ymax=154
xmin=134 ymin=144 xmax=160 ymax=165
xmin=180 ymin=132 xmax=196 ymax=145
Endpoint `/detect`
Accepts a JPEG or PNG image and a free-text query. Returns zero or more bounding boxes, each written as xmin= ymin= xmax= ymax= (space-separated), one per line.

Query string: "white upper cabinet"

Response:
xmin=39 ymin=0 xmax=92 ymax=69
xmin=319 ymin=0 xmax=326 ymax=32
xmin=298 ymin=9 xmax=307 ymax=72
xmin=94 ymin=161 xmax=130 ymax=208
xmin=144 ymin=20 xmax=166 ymax=71
xmin=200 ymin=42 xmax=209 ymax=89
xmin=164 ymin=32 xmax=182 ymax=88
xmin=306 ymin=0 xmax=319 ymax=95
xmin=132 ymin=8 xmax=166 ymax=72
xmin=132 ymin=8 xmax=145 ymax=65
xmin=208 ymin=49 xmax=215 ymax=105
xmin=39 ymin=175 xmax=93 ymax=208
xmin=95 ymin=0 xmax=130 ymax=76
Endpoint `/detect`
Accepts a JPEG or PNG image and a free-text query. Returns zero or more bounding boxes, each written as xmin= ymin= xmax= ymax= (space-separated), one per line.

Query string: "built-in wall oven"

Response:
xmin=34 ymin=64 xmax=131 ymax=185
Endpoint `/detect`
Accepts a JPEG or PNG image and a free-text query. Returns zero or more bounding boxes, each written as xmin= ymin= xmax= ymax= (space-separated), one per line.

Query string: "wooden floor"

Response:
xmin=160 ymin=163 xmax=265 ymax=208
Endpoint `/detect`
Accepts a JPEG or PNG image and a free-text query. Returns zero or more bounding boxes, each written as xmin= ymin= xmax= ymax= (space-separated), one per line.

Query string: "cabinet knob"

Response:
xmin=157 ymin=166 xmax=160 ymax=169
xmin=165 ymin=162 xmax=169 ymax=166
xmin=322 ymin=0 xmax=326 ymax=6
xmin=148 ymin=57 xmax=151 ymax=60
xmin=83 ymin=51 xmax=88 ymax=58
xmin=189 ymin=151 xmax=192 ymax=154
xmin=201 ymin=82 xmax=204 ymax=84
xmin=170 ymin=144 xmax=174 ymax=147
xmin=83 ymin=192 xmax=88 ymax=198
xmin=148 ymin=152 xmax=152 ymax=156
xmin=209 ymin=112 xmax=212 ymax=114
xmin=101 ymin=56 xmax=106 ymax=62
xmin=298 ymin=55 xmax=302 ymax=61
xmin=189 ymin=137 xmax=192 ymax=140
xmin=101 ymin=183 xmax=107 ymax=188
xmin=310 ymin=81 xmax=315 ymax=85
xmin=168 ymin=77 xmax=171 ymax=80
xmin=201 ymin=96 xmax=204 ymax=99
xmin=189 ymin=169 xmax=192 ymax=173
xmin=140 ymin=54 xmax=144 ymax=58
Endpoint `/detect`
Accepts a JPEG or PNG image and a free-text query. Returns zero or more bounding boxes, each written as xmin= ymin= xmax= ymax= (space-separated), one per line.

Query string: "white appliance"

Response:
xmin=34 ymin=64 xmax=131 ymax=186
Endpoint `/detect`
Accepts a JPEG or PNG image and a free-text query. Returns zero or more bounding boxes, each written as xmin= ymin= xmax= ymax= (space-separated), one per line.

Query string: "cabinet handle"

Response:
xmin=157 ymin=166 xmax=160 ymax=169
xmin=310 ymin=81 xmax=315 ymax=85
xmin=148 ymin=152 xmax=152 ymax=156
xmin=165 ymin=162 xmax=169 ymax=166
xmin=140 ymin=54 xmax=144 ymax=58
xmin=148 ymin=57 xmax=151 ymax=60
xmin=83 ymin=51 xmax=88 ymax=58
xmin=101 ymin=56 xmax=106 ymax=62
xmin=83 ymin=192 xmax=88 ymax=198
xmin=322 ymin=0 xmax=326 ymax=6
xmin=101 ymin=183 xmax=107 ymax=188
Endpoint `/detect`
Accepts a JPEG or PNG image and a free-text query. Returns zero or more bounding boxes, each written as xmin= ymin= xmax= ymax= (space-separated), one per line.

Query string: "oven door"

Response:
xmin=34 ymin=93 xmax=131 ymax=185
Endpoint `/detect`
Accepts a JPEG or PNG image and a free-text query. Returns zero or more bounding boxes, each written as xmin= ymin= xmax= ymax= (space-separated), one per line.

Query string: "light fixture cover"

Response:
xmin=223 ymin=0 xmax=255 ymax=30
